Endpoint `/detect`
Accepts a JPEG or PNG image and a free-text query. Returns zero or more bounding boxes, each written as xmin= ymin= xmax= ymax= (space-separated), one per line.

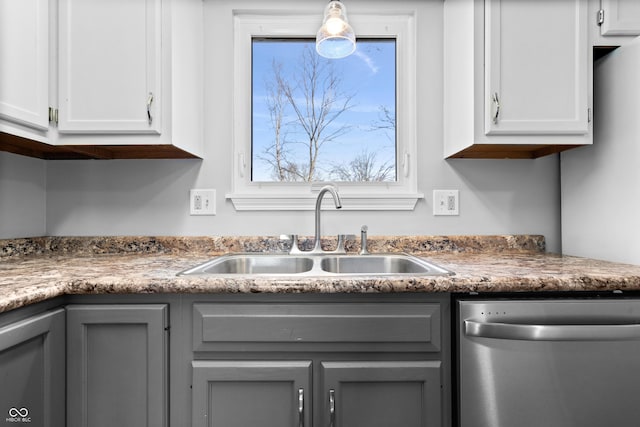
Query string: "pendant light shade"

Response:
xmin=316 ymin=1 xmax=356 ymax=59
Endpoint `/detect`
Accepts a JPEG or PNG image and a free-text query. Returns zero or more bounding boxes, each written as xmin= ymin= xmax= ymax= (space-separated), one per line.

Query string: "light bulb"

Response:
xmin=325 ymin=16 xmax=346 ymax=35
xmin=316 ymin=1 xmax=356 ymax=59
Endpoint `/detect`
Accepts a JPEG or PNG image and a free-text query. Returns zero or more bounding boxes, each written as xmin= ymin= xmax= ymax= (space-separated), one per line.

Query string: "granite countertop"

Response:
xmin=1 ymin=235 xmax=640 ymax=314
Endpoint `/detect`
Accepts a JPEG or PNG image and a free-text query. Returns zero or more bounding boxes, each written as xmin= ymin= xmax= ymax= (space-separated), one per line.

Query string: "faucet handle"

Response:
xmin=360 ymin=225 xmax=370 ymax=255
xmin=281 ymin=234 xmax=303 ymax=254
xmin=335 ymin=234 xmax=354 ymax=254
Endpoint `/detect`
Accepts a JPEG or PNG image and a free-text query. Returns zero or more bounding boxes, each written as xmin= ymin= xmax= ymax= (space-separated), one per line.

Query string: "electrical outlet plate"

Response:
xmin=433 ymin=190 xmax=459 ymax=216
xmin=190 ymin=189 xmax=216 ymax=215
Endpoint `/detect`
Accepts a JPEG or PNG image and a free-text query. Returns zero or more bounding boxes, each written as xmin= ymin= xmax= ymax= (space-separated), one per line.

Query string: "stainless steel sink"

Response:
xmin=178 ymin=254 xmax=314 ymax=275
xmin=319 ymin=254 xmax=452 ymax=275
xmin=178 ymin=253 xmax=453 ymax=277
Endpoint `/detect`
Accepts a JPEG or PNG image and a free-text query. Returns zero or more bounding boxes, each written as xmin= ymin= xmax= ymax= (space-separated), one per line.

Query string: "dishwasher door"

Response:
xmin=458 ymin=299 xmax=640 ymax=427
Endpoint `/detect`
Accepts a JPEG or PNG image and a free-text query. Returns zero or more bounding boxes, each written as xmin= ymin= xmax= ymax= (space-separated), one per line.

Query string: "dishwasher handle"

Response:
xmin=465 ymin=320 xmax=640 ymax=341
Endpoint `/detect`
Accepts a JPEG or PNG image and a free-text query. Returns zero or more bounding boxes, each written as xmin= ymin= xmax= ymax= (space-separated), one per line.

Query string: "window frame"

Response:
xmin=227 ymin=10 xmax=422 ymax=211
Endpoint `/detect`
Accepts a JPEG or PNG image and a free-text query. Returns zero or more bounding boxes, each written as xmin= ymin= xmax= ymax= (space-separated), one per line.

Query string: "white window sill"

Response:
xmin=226 ymin=192 xmax=424 ymax=211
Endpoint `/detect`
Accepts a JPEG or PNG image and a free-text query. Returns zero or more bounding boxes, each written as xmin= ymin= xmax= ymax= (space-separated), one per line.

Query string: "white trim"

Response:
xmin=229 ymin=193 xmax=422 ymax=211
xmin=227 ymin=9 xmax=422 ymax=211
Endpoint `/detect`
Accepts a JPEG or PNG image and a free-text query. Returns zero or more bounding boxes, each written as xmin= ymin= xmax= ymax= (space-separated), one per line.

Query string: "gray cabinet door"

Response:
xmin=320 ymin=361 xmax=442 ymax=427
xmin=0 ymin=309 xmax=65 ymax=427
xmin=66 ymin=304 xmax=168 ymax=427
xmin=192 ymin=360 xmax=312 ymax=427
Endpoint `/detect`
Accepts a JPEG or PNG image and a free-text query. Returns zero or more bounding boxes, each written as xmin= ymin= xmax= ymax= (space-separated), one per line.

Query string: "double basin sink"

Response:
xmin=178 ymin=253 xmax=453 ymax=277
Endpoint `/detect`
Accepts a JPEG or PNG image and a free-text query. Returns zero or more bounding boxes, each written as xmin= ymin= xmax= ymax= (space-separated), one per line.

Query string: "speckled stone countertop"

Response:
xmin=1 ymin=235 xmax=640 ymax=314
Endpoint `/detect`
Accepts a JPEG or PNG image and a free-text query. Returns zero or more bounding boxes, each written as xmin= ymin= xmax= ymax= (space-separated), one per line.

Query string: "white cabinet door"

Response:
xmin=600 ymin=0 xmax=640 ymax=36
xmin=444 ymin=0 xmax=592 ymax=159
xmin=0 ymin=0 xmax=49 ymax=130
xmin=57 ymin=0 xmax=161 ymax=134
xmin=485 ymin=0 xmax=589 ymax=135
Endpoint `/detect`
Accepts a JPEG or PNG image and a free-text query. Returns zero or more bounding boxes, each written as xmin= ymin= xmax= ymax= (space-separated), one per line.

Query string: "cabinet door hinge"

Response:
xmin=597 ymin=9 xmax=605 ymax=26
xmin=588 ymin=108 xmax=592 ymax=124
xmin=48 ymin=107 xmax=58 ymax=125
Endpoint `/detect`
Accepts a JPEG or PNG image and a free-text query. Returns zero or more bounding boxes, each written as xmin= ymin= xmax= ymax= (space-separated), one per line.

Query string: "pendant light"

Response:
xmin=316 ymin=0 xmax=356 ymax=59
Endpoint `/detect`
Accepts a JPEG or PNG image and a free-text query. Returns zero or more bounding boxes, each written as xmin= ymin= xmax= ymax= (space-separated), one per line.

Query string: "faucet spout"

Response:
xmin=313 ymin=185 xmax=342 ymax=252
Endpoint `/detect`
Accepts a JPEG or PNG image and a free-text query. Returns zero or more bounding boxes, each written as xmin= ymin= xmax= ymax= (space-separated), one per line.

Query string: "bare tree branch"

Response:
xmin=258 ymin=61 xmax=288 ymax=180
xmin=329 ymin=150 xmax=394 ymax=182
xmin=368 ymin=105 xmax=396 ymax=143
xmin=264 ymin=46 xmax=355 ymax=181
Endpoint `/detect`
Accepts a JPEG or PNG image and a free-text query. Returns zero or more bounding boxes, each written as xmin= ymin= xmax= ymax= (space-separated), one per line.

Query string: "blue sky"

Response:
xmin=252 ymin=39 xmax=396 ymax=182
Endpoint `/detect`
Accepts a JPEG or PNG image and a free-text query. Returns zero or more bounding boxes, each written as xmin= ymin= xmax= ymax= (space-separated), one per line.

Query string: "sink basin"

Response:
xmin=178 ymin=253 xmax=453 ymax=277
xmin=319 ymin=254 xmax=452 ymax=275
xmin=178 ymin=254 xmax=314 ymax=275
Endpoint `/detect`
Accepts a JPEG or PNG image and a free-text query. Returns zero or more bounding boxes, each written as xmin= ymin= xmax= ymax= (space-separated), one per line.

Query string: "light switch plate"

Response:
xmin=190 ymin=189 xmax=216 ymax=215
xmin=433 ymin=190 xmax=459 ymax=216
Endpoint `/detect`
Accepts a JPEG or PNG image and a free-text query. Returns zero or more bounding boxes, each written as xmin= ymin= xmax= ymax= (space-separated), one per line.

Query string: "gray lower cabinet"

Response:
xmin=66 ymin=304 xmax=168 ymax=427
xmin=0 ymin=308 xmax=65 ymax=427
xmin=192 ymin=360 xmax=312 ymax=427
xmin=0 ymin=293 xmax=449 ymax=427
xmin=191 ymin=299 xmax=446 ymax=427
xmin=321 ymin=361 xmax=441 ymax=427
xmin=192 ymin=359 xmax=441 ymax=427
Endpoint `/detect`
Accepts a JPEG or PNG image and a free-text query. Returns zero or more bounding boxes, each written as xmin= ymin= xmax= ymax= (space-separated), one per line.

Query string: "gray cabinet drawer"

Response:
xmin=193 ymin=303 xmax=440 ymax=352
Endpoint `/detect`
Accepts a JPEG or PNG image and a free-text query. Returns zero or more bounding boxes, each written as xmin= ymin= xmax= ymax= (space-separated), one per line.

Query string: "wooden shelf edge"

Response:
xmin=445 ymin=144 xmax=584 ymax=160
xmin=0 ymin=132 xmax=201 ymax=160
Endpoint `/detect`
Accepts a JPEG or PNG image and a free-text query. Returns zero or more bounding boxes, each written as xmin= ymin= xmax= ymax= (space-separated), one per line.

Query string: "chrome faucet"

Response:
xmin=312 ymin=185 xmax=342 ymax=253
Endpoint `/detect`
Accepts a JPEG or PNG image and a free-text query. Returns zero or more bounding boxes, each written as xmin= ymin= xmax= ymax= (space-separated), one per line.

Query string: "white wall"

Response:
xmin=15 ymin=0 xmax=561 ymax=252
xmin=0 ymin=152 xmax=47 ymax=238
xmin=561 ymin=41 xmax=640 ymax=264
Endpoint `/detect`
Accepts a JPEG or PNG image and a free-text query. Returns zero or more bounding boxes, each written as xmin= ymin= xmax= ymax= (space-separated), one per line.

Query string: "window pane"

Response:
xmin=252 ymin=39 xmax=396 ymax=183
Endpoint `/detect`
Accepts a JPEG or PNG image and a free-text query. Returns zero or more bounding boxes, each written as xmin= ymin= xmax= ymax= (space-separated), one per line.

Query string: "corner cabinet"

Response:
xmin=0 ymin=308 xmax=65 ymax=427
xmin=190 ymin=298 xmax=448 ymax=427
xmin=66 ymin=304 xmax=168 ymax=427
xmin=444 ymin=0 xmax=592 ymax=159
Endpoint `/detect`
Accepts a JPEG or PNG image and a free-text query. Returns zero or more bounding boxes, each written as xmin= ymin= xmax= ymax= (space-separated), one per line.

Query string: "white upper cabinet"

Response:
xmin=57 ymin=0 xmax=161 ymax=134
xmin=0 ymin=0 xmax=203 ymax=159
xmin=444 ymin=0 xmax=592 ymax=159
xmin=485 ymin=0 xmax=588 ymax=135
xmin=0 ymin=0 xmax=49 ymax=131
xmin=53 ymin=0 xmax=204 ymax=157
xmin=599 ymin=0 xmax=640 ymax=36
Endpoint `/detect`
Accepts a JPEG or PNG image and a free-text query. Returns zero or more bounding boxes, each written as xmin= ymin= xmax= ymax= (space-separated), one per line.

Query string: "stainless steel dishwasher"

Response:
xmin=457 ymin=298 xmax=640 ymax=427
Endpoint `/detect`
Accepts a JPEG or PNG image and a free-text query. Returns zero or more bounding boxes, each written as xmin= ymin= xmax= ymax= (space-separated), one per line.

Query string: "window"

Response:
xmin=228 ymin=11 xmax=422 ymax=210
xmin=252 ymin=39 xmax=396 ymax=183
